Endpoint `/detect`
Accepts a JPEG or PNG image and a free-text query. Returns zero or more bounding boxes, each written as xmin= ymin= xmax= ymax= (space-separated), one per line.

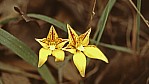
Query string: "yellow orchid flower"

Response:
xmin=63 ymin=24 xmax=108 ymax=77
xmin=35 ymin=25 xmax=68 ymax=67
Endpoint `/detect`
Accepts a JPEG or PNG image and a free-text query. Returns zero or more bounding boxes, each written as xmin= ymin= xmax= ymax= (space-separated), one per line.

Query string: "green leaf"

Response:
xmin=93 ymin=0 xmax=116 ymax=45
xmin=99 ymin=42 xmax=133 ymax=54
xmin=0 ymin=28 xmax=56 ymax=84
xmin=28 ymin=13 xmax=82 ymax=35
xmin=27 ymin=14 xmax=67 ymax=32
xmin=90 ymin=39 xmax=133 ymax=53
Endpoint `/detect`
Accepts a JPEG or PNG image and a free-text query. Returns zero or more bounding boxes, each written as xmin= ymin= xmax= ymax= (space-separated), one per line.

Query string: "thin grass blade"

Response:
xmin=136 ymin=0 xmax=141 ymax=52
xmin=99 ymin=42 xmax=133 ymax=54
xmin=90 ymin=39 xmax=133 ymax=53
xmin=0 ymin=62 xmax=40 ymax=79
xmin=93 ymin=0 xmax=116 ymax=45
xmin=0 ymin=77 xmax=3 ymax=84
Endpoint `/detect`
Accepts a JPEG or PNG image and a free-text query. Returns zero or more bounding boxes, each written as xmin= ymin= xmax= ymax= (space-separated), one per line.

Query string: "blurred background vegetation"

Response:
xmin=0 ymin=0 xmax=149 ymax=84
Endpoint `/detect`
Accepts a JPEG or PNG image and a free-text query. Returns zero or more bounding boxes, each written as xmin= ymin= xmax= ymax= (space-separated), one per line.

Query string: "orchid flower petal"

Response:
xmin=63 ymin=44 xmax=76 ymax=54
xmin=47 ymin=25 xmax=58 ymax=41
xmin=38 ymin=48 xmax=52 ymax=67
xmin=67 ymin=24 xmax=78 ymax=45
xmin=73 ymin=51 xmax=86 ymax=77
xmin=79 ymin=28 xmax=91 ymax=46
xmin=83 ymin=45 xmax=108 ymax=63
xmin=52 ymin=49 xmax=65 ymax=61
xmin=35 ymin=38 xmax=48 ymax=48
xmin=56 ymin=39 xmax=68 ymax=49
